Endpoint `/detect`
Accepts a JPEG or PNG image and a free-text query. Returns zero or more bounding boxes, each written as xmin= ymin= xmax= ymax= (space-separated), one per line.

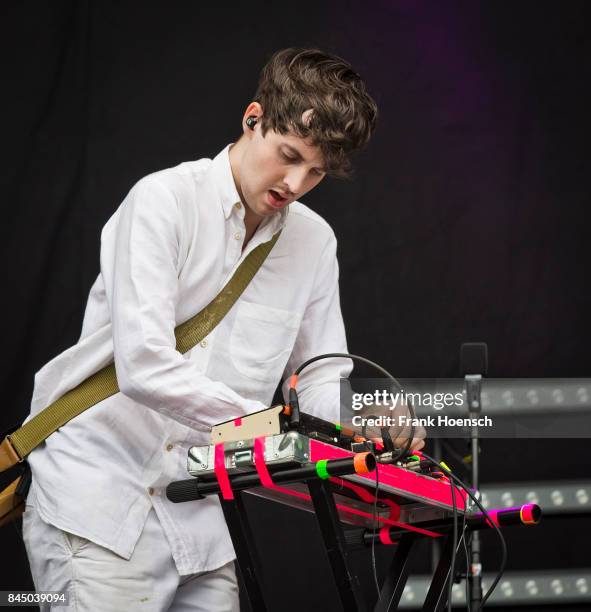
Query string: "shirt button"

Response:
xmin=234 ymin=232 xmax=242 ymax=241
xmin=148 ymin=487 xmax=155 ymax=496
xmin=200 ymin=339 xmax=208 ymax=348
xmin=234 ymin=202 xmax=242 ymax=210
xmin=166 ymin=443 xmax=174 ymax=452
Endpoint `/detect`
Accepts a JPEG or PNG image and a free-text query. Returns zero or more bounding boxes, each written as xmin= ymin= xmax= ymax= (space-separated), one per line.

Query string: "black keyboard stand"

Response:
xmin=218 ymin=480 xmax=456 ymax=612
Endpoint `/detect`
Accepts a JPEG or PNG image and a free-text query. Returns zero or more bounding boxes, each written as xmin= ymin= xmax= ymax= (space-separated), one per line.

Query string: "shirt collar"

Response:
xmin=211 ymin=145 xmax=289 ymax=232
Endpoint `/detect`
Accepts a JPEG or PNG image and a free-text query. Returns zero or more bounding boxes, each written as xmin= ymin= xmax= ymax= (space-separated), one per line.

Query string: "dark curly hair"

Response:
xmin=253 ymin=48 xmax=378 ymax=177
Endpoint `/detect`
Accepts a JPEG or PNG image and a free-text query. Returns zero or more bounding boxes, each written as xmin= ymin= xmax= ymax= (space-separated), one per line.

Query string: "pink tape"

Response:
xmin=486 ymin=510 xmax=500 ymax=528
xmin=234 ymin=417 xmax=242 ymax=427
xmin=379 ymin=526 xmax=394 ymax=545
xmin=251 ymin=437 xmax=439 ymax=538
xmin=309 ymin=439 xmax=466 ymax=512
xmin=254 ymin=437 xmax=274 ymax=488
xmin=329 ymin=476 xmax=401 ymax=521
xmin=214 ymin=443 xmax=234 ymax=500
xmin=520 ymin=504 xmax=536 ymax=524
xmin=253 ymin=436 xmax=310 ymax=500
xmin=328 ymin=473 xmax=441 ymax=539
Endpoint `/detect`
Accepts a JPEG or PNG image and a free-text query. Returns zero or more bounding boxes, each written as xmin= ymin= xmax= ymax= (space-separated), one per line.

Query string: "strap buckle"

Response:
xmin=0 ymin=437 xmax=23 ymax=471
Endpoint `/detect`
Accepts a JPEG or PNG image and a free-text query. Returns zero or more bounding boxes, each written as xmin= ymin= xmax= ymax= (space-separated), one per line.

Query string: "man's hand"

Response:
xmin=369 ymin=399 xmax=427 ymax=452
xmin=371 ymin=425 xmax=426 ymax=453
xmin=393 ymin=429 xmax=426 ymax=452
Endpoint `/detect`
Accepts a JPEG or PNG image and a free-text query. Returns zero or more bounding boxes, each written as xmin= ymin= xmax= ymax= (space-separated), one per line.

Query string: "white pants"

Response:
xmin=22 ymin=503 xmax=239 ymax=612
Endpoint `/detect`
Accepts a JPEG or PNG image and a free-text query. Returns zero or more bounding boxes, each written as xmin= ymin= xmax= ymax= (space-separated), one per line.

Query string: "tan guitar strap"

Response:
xmin=0 ymin=230 xmax=281 ymax=524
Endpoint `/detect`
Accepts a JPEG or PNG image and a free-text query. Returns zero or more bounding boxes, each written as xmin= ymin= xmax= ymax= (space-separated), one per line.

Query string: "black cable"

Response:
xmin=449 ymin=464 xmax=471 ymax=612
xmin=448 ymin=475 xmax=458 ymax=612
xmin=421 ymin=452 xmax=507 ymax=607
xmin=463 ymin=520 xmax=471 ymax=611
xmin=291 ymin=352 xmax=416 ymax=462
xmin=291 ymin=352 xmax=505 ymax=607
xmin=449 ymin=475 xmax=472 ymax=611
xmin=291 ymin=352 xmax=419 ymax=608
xmin=371 ymin=456 xmax=380 ymax=597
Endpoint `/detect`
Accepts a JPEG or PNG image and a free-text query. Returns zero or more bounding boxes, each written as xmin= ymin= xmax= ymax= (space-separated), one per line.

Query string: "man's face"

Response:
xmin=236 ymin=127 xmax=327 ymax=220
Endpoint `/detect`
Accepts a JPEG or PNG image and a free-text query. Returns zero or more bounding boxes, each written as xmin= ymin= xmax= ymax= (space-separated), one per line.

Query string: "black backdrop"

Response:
xmin=1 ymin=1 xmax=590 ymax=610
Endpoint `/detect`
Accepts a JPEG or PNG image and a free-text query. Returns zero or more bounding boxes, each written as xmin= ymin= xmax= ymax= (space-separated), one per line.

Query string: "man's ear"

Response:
xmin=242 ymin=101 xmax=263 ymax=137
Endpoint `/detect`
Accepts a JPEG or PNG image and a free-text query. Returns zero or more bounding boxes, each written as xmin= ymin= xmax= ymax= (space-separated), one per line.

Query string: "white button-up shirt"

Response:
xmin=26 ymin=145 xmax=352 ymax=575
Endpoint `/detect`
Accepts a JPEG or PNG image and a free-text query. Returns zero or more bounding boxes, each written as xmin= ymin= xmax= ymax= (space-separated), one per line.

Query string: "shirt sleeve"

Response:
xmin=281 ymin=231 xmax=353 ymax=424
xmin=102 ymin=176 xmax=266 ymax=432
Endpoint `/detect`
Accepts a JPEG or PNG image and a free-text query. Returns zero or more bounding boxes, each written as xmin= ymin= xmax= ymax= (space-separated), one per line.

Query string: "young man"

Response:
xmin=21 ymin=48 xmax=412 ymax=610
